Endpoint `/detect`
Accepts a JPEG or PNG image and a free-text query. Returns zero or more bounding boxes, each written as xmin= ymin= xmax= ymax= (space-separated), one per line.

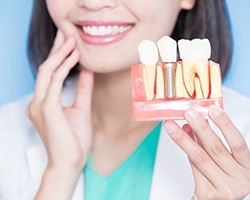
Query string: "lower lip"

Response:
xmin=78 ymin=27 xmax=132 ymax=45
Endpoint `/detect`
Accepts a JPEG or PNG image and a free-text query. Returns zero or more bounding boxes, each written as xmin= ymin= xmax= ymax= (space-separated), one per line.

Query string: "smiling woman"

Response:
xmin=0 ymin=0 xmax=250 ymax=200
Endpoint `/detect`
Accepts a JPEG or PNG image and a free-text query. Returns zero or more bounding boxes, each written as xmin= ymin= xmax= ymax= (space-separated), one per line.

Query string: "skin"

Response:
xmin=26 ymin=0 xmax=250 ymax=199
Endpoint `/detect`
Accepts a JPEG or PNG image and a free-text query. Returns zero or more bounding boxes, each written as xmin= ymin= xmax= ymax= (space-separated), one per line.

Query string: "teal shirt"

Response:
xmin=84 ymin=123 xmax=161 ymax=200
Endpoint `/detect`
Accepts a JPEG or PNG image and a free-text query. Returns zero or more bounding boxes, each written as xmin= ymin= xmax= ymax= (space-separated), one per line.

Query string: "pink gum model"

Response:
xmin=131 ymin=61 xmax=223 ymax=121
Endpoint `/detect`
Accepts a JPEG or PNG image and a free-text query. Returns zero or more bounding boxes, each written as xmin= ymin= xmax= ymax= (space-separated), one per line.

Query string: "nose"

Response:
xmin=78 ymin=0 xmax=118 ymax=10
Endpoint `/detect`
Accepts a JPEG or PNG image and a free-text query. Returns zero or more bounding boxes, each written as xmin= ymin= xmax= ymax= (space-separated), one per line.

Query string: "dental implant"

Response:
xmin=157 ymin=36 xmax=177 ymax=98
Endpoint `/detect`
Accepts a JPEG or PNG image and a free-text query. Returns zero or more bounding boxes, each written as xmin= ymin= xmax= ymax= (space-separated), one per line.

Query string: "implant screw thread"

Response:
xmin=163 ymin=63 xmax=176 ymax=98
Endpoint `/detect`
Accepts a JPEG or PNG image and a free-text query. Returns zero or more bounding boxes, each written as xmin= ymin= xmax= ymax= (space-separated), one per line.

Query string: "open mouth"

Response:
xmin=76 ymin=22 xmax=134 ymax=45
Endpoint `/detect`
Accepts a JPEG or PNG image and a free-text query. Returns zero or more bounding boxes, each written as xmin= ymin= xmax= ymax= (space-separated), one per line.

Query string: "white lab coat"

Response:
xmin=0 ymin=77 xmax=250 ymax=200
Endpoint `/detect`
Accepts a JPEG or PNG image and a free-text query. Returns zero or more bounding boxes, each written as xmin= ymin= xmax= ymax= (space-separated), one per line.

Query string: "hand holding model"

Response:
xmin=26 ymin=30 xmax=94 ymax=199
xmin=165 ymin=107 xmax=250 ymax=200
xmin=134 ymin=36 xmax=250 ymax=199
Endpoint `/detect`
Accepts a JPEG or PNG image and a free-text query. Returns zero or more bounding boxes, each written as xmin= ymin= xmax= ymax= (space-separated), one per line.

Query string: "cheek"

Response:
xmin=45 ymin=0 xmax=68 ymax=30
xmin=130 ymin=0 xmax=181 ymax=39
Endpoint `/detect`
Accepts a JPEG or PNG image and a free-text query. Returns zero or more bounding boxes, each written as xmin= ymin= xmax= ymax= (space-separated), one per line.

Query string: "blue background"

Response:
xmin=0 ymin=0 xmax=249 ymax=105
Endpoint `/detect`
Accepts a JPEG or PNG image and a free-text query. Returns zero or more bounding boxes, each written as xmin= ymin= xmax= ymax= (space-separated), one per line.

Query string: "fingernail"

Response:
xmin=209 ymin=105 xmax=222 ymax=117
xmin=185 ymin=109 xmax=199 ymax=120
xmin=182 ymin=124 xmax=192 ymax=133
xmin=164 ymin=121 xmax=178 ymax=134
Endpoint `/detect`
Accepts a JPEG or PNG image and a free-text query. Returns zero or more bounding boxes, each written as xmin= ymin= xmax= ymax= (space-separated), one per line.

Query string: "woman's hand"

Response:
xmin=26 ymin=30 xmax=94 ymax=199
xmin=164 ymin=105 xmax=250 ymax=200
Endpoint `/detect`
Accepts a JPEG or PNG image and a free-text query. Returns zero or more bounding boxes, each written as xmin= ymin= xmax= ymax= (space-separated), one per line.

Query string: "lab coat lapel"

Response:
xmin=26 ymin=144 xmax=47 ymax=191
xmin=149 ymin=124 xmax=195 ymax=200
xmin=25 ymin=143 xmax=85 ymax=200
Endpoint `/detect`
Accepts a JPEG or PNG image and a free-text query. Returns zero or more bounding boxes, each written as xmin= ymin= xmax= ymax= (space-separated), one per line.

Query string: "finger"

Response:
xmin=188 ymin=158 xmax=214 ymax=192
xmin=44 ymin=50 xmax=80 ymax=106
xmin=164 ymin=120 xmax=226 ymax=187
xmin=49 ymin=30 xmax=65 ymax=55
xmin=184 ymin=109 xmax=240 ymax=175
xmin=189 ymin=159 xmax=217 ymax=200
xmin=34 ymin=37 xmax=76 ymax=102
xmin=183 ymin=123 xmax=207 ymax=152
xmin=209 ymin=105 xmax=250 ymax=169
xmin=73 ymin=69 xmax=94 ymax=112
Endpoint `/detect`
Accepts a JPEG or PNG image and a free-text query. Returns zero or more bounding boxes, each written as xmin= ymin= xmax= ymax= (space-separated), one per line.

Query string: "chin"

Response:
xmin=80 ymin=63 xmax=126 ymax=74
xmin=79 ymin=57 xmax=137 ymax=74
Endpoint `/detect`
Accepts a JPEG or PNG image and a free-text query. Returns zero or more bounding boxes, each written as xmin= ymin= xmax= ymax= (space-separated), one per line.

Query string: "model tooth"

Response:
xmin=175 ymin=63 xmax=190 ymax=98
xmin=138 ymin=39 xmax=158 ymax=65
xmin=178 ymin=38 xmax=211 ymax=98
xmin=210 ymin=63 xmax=222 ymax=98
xmin=157 ymin=36 xmax=177 ymax=62
xmin=155 ymin=66 xmax=165 ymax=99
xmin=178 ymin=38 xmax=211 ymax=61
xmin=138 ymin=40 xmax=158 ymax=100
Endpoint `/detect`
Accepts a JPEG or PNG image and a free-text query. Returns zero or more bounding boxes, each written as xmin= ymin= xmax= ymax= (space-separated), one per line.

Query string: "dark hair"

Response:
xmin=28 ymin=0 xmax=232 ymax=79
xmin=171 ymin=0 xmax=232 ymax=78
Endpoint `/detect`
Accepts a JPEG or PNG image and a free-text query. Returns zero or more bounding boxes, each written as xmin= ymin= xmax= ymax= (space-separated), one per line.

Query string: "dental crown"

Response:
xmin=178 ymin=38 xmax=211 ymax=61
xmin=138 ymin=39 xmax=158 ymax=65
xmin=157 ymin=36 xmax=177 ymax=63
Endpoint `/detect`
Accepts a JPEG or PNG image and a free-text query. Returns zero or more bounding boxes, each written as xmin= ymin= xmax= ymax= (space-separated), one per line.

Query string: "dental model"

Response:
xmin=131 ymin=36 xmax=223 ymax=121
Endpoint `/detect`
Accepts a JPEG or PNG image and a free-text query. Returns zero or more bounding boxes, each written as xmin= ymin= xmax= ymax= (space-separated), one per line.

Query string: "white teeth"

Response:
xmin=106 ymin=26 xmax=112 ymax=35
xmin=99 ymin=26 xmax=106 ymax=36
xmin=112 ymin=26 xmax=119 ymax=34
xmin=178 ymin=38 xmax=211 ymax=61
xmin=82 ymin=25 xmax=131 ymax=36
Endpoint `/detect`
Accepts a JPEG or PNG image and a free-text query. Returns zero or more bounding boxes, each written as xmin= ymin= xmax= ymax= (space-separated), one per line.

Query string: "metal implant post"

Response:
xmin=163 ymin=62 xmax=176 ymax=98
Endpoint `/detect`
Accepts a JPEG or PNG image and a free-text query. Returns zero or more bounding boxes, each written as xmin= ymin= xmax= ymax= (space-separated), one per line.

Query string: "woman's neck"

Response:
xmin=90 ymin=69 xmax=159 ymax=176
xmin=92 ymin=68 xmax=157 ymax=133
xmin=92 ymin=69 xmax=133 ymax=132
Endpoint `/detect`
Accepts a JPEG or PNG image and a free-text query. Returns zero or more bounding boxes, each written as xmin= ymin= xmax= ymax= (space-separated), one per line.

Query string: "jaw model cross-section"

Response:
xmin=131 ymin=36 xmax=223 ymax=121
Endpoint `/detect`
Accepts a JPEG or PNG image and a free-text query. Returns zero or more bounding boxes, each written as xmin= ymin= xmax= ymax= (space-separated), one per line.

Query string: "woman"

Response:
xmin=0 ymin=0 xmax=250 ymax=199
